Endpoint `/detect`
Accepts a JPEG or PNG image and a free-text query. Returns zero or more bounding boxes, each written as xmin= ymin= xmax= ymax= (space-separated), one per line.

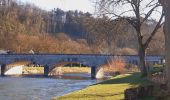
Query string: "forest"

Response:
xmin=0 ymin=0 xmax=165 ymax=55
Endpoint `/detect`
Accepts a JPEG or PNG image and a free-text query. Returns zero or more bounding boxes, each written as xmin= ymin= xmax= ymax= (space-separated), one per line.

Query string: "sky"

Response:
xmin=21 ymin=0 xmax=95 ymax=13
xmin=21 ymin=0 xmax=161 ymax=21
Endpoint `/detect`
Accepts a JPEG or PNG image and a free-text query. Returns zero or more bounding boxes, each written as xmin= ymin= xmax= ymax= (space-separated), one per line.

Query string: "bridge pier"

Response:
xmin=44 ymin=65 xmax=49 ymax=77
xmin=91 ymin=66 xmax=96 ymax=79
xmin=1 ymin=64 xmax=5 ymax=76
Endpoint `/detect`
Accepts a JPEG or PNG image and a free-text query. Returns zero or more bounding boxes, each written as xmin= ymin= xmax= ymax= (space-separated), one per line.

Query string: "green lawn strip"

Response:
xmin=52 ymin=73 xmax=151 ymax=100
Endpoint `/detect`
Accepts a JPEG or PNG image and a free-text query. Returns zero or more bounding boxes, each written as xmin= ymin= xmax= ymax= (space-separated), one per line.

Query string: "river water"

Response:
xmin=0 ymin=74 xmax=98 ymax=100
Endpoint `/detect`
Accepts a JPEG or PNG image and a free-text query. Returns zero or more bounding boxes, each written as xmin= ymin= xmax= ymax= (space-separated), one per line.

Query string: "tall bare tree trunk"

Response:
xmin=139 ymin=42 xmax=147 ymax=77
xmin=164 ymin=0 xmax=170 ymax=86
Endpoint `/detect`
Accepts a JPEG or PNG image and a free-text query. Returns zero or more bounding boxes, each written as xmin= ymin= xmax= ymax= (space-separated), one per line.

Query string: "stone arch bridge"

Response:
xmin=0 ymin=54 xmax=164 ymax=78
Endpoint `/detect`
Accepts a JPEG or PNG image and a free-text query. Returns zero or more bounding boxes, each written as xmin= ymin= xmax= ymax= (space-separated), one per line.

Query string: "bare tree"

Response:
xmin=95 ymin=0 xmax=164 ymax=76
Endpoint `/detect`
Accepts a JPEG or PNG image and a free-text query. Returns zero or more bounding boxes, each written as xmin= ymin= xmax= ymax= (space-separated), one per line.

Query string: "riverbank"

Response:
xmin=53 ymin=72 xmax=151 ymax=100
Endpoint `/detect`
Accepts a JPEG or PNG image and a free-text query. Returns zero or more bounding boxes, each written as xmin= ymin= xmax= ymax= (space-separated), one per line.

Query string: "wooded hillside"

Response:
xmin=0 ymin=0 xmax=165 ymax=55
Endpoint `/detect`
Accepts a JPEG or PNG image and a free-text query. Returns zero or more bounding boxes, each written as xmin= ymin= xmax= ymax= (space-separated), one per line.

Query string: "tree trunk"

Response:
xmin=139 ymin=44 xmax=147 ymax=77
xmin=164 ymin=1 xmax=170 ymax=86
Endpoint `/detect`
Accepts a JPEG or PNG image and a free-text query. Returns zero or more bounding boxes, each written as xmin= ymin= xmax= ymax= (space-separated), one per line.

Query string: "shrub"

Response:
xmin=102 ymin=57 xmax=127 ymax=75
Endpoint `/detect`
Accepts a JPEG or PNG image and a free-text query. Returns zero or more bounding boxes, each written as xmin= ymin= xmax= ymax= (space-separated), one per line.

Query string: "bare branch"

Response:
xmin=141 ymin=4 xmax=160 ymax=24
xmin=144 ymin=9 xmax=164 ymax=49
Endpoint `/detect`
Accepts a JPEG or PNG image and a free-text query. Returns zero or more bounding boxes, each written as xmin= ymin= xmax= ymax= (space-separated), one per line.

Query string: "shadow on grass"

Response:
xmin=97 ymin=72 xmax=151 ymax=86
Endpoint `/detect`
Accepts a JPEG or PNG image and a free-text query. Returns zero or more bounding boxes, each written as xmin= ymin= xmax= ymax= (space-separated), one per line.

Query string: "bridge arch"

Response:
xmin=3 ymin=61 xmax=33 ymax=75
xmin=48 ymin=61 xmax=91 ymax=76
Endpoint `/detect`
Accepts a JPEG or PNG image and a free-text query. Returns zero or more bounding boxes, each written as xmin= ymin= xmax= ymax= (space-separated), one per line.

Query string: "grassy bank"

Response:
xmin=49 ymin=67 xmax=91 ymax=76
xmin=23 ymin=67 xmax=44 ymax=74
xmin=57 ymin=67 xmax=90 ymax=73
xmin=53 ymin=73 xmax=151 ymax=100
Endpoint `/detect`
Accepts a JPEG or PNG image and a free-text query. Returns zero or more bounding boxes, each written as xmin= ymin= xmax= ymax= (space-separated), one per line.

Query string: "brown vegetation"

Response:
xmin=101 ymin=57 xmax=127 ymax=75
xmin=0 ymin=32 xmax=92 ymax=54
xmin=0 ymin=0 xmax=165 ymax=55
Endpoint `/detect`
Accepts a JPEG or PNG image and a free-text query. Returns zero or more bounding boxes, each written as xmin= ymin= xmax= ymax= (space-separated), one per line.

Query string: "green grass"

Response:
xmin=152 ymin=64 xmax=164 ymax=68
xmin=149 ymin=64 xmax=165 ymax=74
xmin=52 ymin=73 xmax=151 ymax=100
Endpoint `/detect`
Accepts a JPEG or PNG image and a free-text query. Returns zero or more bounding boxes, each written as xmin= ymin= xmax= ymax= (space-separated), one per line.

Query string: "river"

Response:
xmin=0 ymin=74 xmax=98 ymax=100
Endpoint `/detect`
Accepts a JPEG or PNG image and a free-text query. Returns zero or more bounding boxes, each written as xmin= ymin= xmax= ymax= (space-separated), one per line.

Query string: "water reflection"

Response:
xmin=0 ymin=74 xmax=98 ymax=100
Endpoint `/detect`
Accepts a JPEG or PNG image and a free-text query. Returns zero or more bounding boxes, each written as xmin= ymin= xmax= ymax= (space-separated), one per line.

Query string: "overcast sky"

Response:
xmin=22 ymin=0 xmax=95 ymax=13
xmin=21 ymin=0 xmax=161 ymax=21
